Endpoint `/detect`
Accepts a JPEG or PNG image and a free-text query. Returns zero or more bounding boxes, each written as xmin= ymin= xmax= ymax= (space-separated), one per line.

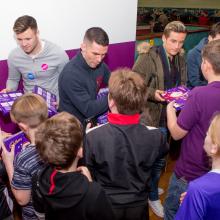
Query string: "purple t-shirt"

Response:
xmin=175 ymin=81 xmax=220 ymax=181
xmin=174 ymin=172 xmax=220 ymax=220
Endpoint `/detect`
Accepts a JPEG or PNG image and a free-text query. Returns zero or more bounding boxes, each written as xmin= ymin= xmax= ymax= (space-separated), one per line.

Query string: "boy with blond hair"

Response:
xmin=1 ymin=93 xmax=48 ymax=220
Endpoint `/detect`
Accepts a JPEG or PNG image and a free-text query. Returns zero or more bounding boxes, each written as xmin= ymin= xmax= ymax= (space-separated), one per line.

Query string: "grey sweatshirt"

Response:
xmin=7 ymin=40 xmax=69 ymax=98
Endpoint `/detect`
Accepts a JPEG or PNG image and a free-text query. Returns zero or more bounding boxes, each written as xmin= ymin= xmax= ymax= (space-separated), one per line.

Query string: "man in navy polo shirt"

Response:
xmin=58 ymin=27 xmax=110 ymax=127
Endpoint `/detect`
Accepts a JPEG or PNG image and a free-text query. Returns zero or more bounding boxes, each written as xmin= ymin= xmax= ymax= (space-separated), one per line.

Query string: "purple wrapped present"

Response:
xmin=97 ymin=88 xmax=109 ymax=124
xmin=3 ymin=131 xmax=29 ymax=156
xmin=161 ymin=86 xmax=191 ymax=111
xmin=0 ymin=91 xmax=23 ymax=115
xmin=33 ymin=86 xmax=57 ymax=117
xmin=97 ymin=112 xmax=108 ymax=124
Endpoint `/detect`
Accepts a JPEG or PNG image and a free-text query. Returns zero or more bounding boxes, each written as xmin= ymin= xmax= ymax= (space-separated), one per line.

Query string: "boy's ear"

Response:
xmin=205 ymin=60 xmax=214 ymax=76
xmin=18 ymin=122 xmax=29 ymax=133
xmin=77 ymin=147 xmax=83 ymax=159
xmin=210 ymin=143 xmax=219 ymax=155
xmin=108 ymin=94 xmax=115 ymax=109
xmin=208 ymin=35 xmax=214 ymax=42
xmin=202 ymin=59 xmax=210 ymax=77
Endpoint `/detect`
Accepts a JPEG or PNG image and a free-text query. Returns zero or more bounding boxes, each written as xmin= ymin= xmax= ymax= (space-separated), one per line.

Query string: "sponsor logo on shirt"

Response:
xmin=41 ymin=63 xmax=49 ymax=71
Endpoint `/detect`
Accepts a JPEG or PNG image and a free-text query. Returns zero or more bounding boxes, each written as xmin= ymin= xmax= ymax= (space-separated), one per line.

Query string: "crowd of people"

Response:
xmin=0 ymin=15 xmax=220 ymax=220
xmin=137 ymin=8 xmax=213 ymax=32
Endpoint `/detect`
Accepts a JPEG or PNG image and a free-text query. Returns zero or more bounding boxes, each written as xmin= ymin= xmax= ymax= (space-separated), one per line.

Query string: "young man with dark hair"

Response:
xmin=133 ymin=21 xmax=187 ymax=218
xmin=2 ymin=15 xmax=69 ymax=98
xmin=32 ymin=112 xmax=115 ymax=220
xmin=187 ymin=22 xmax=220 ymax=88
xmin=85 ymin=68 xmax=168 ymax=220
xmin=133 ymin=20 xmax=187 ymax=128
xmin=58 ymin=27 xmax=110 ymax=127
xmin=165 ymin=39 xmax=220 ymax=220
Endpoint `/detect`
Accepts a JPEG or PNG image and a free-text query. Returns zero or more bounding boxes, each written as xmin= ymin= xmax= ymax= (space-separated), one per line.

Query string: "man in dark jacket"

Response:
xmin=133 ymin=21 xmax=187 ymax=218
xmin=58 ymin=27 xmax=110 ymax=128
xmin=187 ymin=22 xmax=220 ymax=88
xmin=32 ymin=112 xmax=115 ymax=220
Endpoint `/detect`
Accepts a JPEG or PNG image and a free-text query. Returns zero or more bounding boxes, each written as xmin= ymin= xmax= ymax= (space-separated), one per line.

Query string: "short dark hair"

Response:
xmin=35 ymin=112 xmax=83 ymax=169
xmin=10 ymin=93 xmax=48 ymax=128
xmin=13 ymin=15 xmax=38 ymax=34
xmin=163 ymin=21 xmax=187 ymax=38
xmin=202 ymin=39 xmax=220 ymax=74
xmin=109 ymin=68 xmax=146 ymax=115
xmin=83 ymin=27 xmax=109 ymax=46
xmin=209 ymin=22 xmax=220 ymax=38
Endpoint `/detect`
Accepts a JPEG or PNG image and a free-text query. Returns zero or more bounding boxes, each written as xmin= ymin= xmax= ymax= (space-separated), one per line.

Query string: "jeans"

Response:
xmin=148 ymin=127 xmax=167 ymax=201
xmin=164 ymin=173 xmax=188 ymax=220
xmin=148 ymin=157 xmax=166 ymax=201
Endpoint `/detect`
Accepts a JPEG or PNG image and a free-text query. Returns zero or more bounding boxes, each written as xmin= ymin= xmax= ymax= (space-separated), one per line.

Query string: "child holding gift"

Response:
xmin=1 ymin=93 xmax=48 ymax=220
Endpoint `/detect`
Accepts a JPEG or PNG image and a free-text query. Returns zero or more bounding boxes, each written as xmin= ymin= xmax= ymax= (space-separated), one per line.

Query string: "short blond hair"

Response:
xmin=163 ymin=21 xmax=187 ymax=38
xmin=208 ymin=113 xmax=220 ymax=150
xmin=10 ymin=93 xmax=48 ymax=128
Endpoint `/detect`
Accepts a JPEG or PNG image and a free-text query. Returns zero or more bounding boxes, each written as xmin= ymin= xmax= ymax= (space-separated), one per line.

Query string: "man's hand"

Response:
xmin=154 ymin=90 xmax=165 ymax=102
xmin=52 ymin=101 xmax=59 ymax=110
xmin=86 ymin=122 xmax=92 ymax=131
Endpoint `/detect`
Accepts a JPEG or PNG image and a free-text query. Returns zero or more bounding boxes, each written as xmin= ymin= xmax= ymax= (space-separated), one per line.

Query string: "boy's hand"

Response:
xmin=1 ymin=131 xmax=12 ymax=139
xmin=1 ymin=143 xmax=15 ymax=165
xmin=167 ymin=101 xmax=176 ymax=114
xmin=0 ymin=88 xmax=11 ymax=93
xmin=77 ymin=166 xmax=92 ymax=182
xmin=180 ymin=191 xmax=187 ymax=204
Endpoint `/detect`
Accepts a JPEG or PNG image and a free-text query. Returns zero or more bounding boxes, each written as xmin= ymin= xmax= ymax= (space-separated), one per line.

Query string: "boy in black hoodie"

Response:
xmin=85 ymin=68 xmax=168 ymax=220
xmin=32 ymin=112 xmax=115 ymax=220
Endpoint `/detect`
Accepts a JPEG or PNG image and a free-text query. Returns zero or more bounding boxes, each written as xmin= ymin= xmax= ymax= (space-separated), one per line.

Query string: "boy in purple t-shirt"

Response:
xmin=175 ymin=113 xmax=220 ymax=220
xmin=164 ymin=39 xmax=220 ymax=220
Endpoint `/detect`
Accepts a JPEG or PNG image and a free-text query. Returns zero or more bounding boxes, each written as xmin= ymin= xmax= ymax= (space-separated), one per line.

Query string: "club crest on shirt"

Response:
xmin=96 ymin=75 xmax=104 ymax=92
